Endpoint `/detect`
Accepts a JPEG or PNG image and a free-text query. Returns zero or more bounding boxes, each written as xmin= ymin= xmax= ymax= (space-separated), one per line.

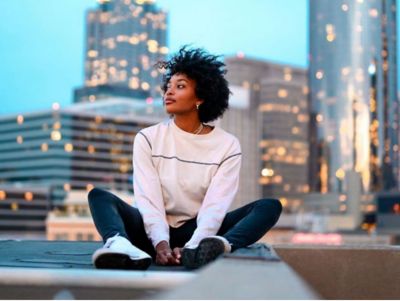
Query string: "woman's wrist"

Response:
xmin=156 ymin=240 xmax=170 ymax=252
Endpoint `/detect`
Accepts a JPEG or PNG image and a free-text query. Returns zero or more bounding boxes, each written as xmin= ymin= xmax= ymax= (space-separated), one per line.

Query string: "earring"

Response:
xmin=196 ymin=104 xmax=200 ymax=110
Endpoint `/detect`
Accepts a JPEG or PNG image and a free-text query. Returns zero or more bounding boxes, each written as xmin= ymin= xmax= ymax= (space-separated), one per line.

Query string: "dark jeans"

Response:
xmin=88 ymin=188 xmax=282 ymax=258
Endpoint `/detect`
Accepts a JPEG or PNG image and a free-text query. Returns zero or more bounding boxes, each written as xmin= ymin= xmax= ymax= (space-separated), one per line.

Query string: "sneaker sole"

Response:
xmin=94 ymin=252 xmax=152 ymax=270
xmin=181 ymin=237 xmax=225 ymax=270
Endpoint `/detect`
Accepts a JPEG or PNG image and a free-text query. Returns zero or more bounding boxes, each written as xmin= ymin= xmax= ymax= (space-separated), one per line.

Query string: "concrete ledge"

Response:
xmin=275 ymin=244 xmax=400 ymax=299
xmin=0 ymin=267 xmax=194 ymax=299
xmin=158 ymin=257 xmax=319 ymax=299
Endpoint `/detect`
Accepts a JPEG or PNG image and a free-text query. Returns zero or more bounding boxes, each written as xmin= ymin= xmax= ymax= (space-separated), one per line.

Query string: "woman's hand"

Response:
xmin=155 ymin=241 xmax=181 ymax=265
xmin=172 ymin=247 xmax=182 ymax=263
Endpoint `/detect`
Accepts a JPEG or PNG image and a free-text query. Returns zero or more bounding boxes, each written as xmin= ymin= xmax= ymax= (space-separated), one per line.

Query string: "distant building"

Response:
xmin=46 ymin=190 xmax=132 ymax=241
xmin=0 ymin=185 xmax=51 ymax=233
xmin=74 ymin=0 xmax=168 ymax=103
xmin=0 ymin=100 xmax=165 ymax=234
xmin=308 ymin=0 xmax=399 ymax=206
xmin=222 ymin=56 xmax=308 ymax=212
xmin=376 ymin=191 xmax=400 ymax=231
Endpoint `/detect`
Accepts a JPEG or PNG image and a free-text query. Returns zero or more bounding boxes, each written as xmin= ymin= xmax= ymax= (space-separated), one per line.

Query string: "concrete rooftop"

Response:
xmin=0 ymin=240 xmax=399 ymax=299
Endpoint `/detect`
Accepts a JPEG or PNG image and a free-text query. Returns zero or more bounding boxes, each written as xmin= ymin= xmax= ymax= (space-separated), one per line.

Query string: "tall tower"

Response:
xmin=74 ymin=0 xmax=168 ymax=103
xmin=309 ymin=0 xmax=398 ymax=197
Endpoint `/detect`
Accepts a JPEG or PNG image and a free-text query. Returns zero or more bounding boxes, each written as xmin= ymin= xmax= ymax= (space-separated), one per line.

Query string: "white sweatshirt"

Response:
xmin=133 ymin=118 xmax=242 ymax=248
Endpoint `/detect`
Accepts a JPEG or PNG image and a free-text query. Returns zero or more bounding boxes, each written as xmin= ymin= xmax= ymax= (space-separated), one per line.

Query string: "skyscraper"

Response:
xmin=222 ymin=56 xmax=308 ymax=212
xmin=74 ymin=0 xmax=168 ymax=103
xmin=309 ymin=0 xmax=398 ymax=201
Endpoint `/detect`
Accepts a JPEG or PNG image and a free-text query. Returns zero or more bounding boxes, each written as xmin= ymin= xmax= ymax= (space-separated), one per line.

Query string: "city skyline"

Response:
xmin=0 ymin=0 xmax=308 ymax=115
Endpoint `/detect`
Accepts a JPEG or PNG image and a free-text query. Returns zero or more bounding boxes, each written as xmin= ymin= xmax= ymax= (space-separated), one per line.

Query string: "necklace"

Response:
xmin=193 ymin=123 xmax=204 ymax=135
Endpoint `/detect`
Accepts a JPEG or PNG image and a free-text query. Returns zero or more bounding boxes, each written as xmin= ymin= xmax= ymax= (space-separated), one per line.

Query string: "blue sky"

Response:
xmin=0 ymin=0 xmax=306 ymax=115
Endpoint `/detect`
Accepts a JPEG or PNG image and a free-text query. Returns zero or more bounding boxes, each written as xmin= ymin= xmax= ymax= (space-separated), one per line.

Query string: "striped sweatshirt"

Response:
xmin=133 ymin=118 xmax=242 ymax=248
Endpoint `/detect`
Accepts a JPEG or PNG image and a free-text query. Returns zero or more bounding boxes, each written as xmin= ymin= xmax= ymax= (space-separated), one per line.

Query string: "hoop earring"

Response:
xmin=196 ymin=104 xmax=200 ymax=110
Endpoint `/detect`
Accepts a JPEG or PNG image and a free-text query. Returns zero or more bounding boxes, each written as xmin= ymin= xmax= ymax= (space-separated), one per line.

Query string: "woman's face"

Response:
xmin=164 ymin=73 xmax=203 ymax=115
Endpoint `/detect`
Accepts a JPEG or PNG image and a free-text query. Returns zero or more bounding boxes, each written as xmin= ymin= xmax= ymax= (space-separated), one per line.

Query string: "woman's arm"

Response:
xmin=133 ymin=132 xmax=169 ymax=248
xmin=185 ymin=139 xmax=242 ymax=248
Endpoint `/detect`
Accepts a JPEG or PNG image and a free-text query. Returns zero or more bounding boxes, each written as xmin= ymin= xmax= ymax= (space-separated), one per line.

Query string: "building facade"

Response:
xmin=309 ymin=0 xmax=399 ymax=204
xmin=74 ymin=0 xmax=168 ymax=103
xmin=0 ymin=100 xmax=165 ymax=233
xmin=222 ymin=56 xmax=308 ymax=212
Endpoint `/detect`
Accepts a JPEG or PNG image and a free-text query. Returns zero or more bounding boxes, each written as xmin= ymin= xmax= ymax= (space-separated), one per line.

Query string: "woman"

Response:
xmin=88 ymin=47 xmax=282 ymax=270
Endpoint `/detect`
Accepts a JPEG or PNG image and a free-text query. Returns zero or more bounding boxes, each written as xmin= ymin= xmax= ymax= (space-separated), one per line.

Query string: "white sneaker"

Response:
xmin=92 ymin=234 xmax=152 ymax=270
xmin=181 ymin=236 xmax=231 ymax=269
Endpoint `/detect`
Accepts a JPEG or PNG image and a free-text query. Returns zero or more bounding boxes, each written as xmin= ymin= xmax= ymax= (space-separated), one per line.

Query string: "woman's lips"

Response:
xmin=164 ymin=98 xmax=176 ymax=105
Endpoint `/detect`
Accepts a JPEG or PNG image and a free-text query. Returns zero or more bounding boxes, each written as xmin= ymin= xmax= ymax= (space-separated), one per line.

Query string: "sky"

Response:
xmin=1 ymin=0 xmax=305 ymax=115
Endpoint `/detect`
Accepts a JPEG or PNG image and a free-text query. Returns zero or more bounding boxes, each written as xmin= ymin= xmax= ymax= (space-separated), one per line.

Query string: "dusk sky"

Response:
xmin=0 ymin=0 xmax=394 ymax=116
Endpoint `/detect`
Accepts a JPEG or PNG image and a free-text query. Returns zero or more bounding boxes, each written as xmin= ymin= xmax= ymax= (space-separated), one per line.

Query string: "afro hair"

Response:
xmin=159 ymin=46 xmax=231 ymax=123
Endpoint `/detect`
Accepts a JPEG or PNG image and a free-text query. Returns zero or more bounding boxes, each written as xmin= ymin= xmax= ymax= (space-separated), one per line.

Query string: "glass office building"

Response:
xmin=74 ymin=0 xmax=168 ymax=102
xmin=309 ymin=0 xmax=398 ymax=196
xmin=223 ymin=57 xmax=308 ymax=212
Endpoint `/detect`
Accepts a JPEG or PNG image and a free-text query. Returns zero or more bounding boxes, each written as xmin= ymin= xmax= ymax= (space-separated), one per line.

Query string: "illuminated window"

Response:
xmin=0 ymin=191 xmax=6 ymax=200
xmin=53 ymin=121 xmax=61 ymax=130
xmin=278 ymin=89 xmax=288 ymax=98
xmin=341 ymin=67 xmax=350 ymax=76
xmin=315 ymin=70 xmax=324 ymax=79
xmin=88 ymin=145 xmax=96 ymax=154
xmin=129 ymin=77 xmax=140 ymax=89
xmin=147 ymin=40 xmax=158 ymax=53
xmin=64 ymin=183 xmax=71 ymax=191
xmin=325 ymin=24 xmax=336 ymax=42
xmin=159 ymin=46 xmax=169 ymax=54
xmin=369 ymin=8 xmax=378 ymax=17
xmin=284 ymin=73 xmax=292 ymax=81
xmin=129 ymin=36 xmax=140 ymax=45
xmin=41 ymin=143 xmax=49 ymax=152
xmin=24 ymin=192 xmax=33 ymax=202
xmin=17 ymin=115 xmax=24 ymax=124
xmin=316 ymin=114 xmax=324 ymax=122
xmin=292 ymin=106 xmax=300 ymax=114
xmin=261 ymin=168 xmax=274 ymax=177
xmin=64 ymin=143 xmax=74 ymax=152
xmin=336 ymin=168 xmax=345 ymax=180
xmin=141 ymin=82 xmax=150 ymax=90
xmin=16 ymin=136 xmax=23 ymax=144
xmin=51 ymin=131 xmax=62 ymax=141
xmin=341 ymin=4 xmax=348 ymax=11
xmin=277 ymin=147 xmax=286 ymax=156
xmin=274 ymin=176 xmax=283 ymax=184
xmin=89 ymin=95 xmax=96 ymax=102
xmin=88 ymin=50 xmax=98 ymax=58
xmin=11 ymin=202 xmax=18 ymax=211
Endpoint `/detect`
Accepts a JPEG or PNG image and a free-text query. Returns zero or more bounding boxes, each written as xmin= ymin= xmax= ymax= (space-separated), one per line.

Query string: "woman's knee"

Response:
xmin=88 ymin=187 xmax=112 ymax=204
xmin=255 ymin=198 xmax=283 ymax=217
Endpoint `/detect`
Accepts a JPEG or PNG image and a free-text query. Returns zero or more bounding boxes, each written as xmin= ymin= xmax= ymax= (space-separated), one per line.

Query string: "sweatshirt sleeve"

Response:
xmin=133 ymin=131 xmax=169 ymax=248
xmin=185 ymin=138 xmax=242 ymax=248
